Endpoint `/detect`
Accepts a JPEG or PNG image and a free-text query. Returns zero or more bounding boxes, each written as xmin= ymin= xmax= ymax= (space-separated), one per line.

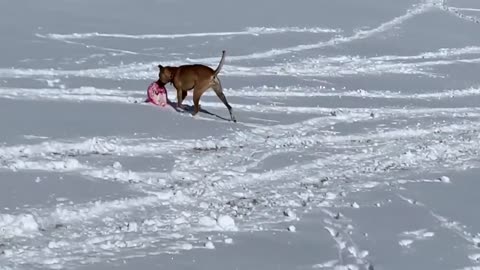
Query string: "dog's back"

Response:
xmin=178 ymin=50 xmax=225 ymax=79
xmin=180 ymin=64 xmax=214 ymax=74
xmin=176 ymin=65 xmax=215 ymax=83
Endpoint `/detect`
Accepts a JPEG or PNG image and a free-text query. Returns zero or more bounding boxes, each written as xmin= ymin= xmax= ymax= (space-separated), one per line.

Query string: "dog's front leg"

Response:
xmin=176 ymin=89 xmax=185 ymax=109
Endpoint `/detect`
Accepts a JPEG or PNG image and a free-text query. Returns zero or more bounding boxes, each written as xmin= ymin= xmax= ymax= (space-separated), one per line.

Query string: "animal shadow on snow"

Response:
xmin=167 ymin=99 xmax=232 ymax=122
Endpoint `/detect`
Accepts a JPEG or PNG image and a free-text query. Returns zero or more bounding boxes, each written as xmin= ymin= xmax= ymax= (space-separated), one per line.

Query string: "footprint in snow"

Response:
xmin=399 ymin=229 xmax=435 ymax=249
xmin=399 ymin=239 xmax=414 ymax=248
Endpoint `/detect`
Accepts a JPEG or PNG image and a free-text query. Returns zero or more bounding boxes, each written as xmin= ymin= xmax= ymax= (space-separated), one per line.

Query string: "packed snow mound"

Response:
xmin=0 ymin=214 xmax=40 ymax=238
xmin=198 ymin=215 xmax=238 ymax=231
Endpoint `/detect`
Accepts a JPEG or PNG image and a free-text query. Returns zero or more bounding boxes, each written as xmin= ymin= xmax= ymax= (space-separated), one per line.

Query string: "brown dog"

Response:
xmin=157 ymin=50 xmax=236 ymax=122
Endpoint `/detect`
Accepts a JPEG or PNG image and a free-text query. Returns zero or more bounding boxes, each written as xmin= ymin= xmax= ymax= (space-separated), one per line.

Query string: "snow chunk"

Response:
xmin=402 ymin=229 xmax=435 ymax=240
xmin=198 ymin=216 xmax=217 ymax=228
xmin=112 ymin=161 xmax=122 ymax=170
xmin=224 ymin=238 xmax=233 ymax=244
xmin=174 ymin=217 xmax=187 ymax=225
xmin=126 ymin=222 xmax=138 ymax=232
xmin=115 ymin=241 xmax=127 ymax=248
xmin=171 ymin=190 xmax=193 ymax=204
xmin=439 ymin=176 xmax=451 ymax=183
xmin=288 ymin=225 xmax=296 ymax=232
xmin=64 ymin=158 xmax=81 ymax=169
xmin=325 ymin=192 xmax=337 ymax=200
xmin=199 ymin=215 xmax=237 ymax=231
xmin=2 ymin=249 xmax=13 ymax=257
xmin=283 ymin=209 xmax=297 ymax=220
xmin=10 ymin=158 xmax=84 ymax=171
xmin=0 ymin=214 xmax=39 ymax=238
xmin=204 ymin=241 xmax=215 ymax=249
xmin=333 ymin=265 xmax=359 ymax=270
xmin=313 ymin=259 xmax=338 ymax=268
xmin=181 ymin=243 xmax=193 ymax=250
xmin=217 ymin=215 xmax=237 ymax=231
xmin=399 ymin=239 xmax=413 ymax=247
xmin=423 ymin=232 xmax=434 ymax=237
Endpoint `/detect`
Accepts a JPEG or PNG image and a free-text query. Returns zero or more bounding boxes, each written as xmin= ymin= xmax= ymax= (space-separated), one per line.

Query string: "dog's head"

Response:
xmin=157 ymin=65 xmax=177 ymax=84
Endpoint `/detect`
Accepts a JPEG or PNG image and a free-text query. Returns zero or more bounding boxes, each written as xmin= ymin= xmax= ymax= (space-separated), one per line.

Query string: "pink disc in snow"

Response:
xmin=146 ymin=82 xmax=168 ymax=107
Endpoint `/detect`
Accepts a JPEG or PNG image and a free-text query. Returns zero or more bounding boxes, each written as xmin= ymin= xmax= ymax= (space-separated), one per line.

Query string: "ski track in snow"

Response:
xmin=395 ymin=194 xmax=480 ymax=268
xmin=1 ymin=0 xmax=480 ymax=268
xmin=36 ymin=26 xmax=343 ymax=41
xmin=441 ymin=0 xmax=480 ymax=24
xmin=3 ymin=85 xmax=480 ymax=106
xmin=0 ymin=0 xmax=457 ymax=81
xmin=3 ymin=45 xmax=480 ymax=80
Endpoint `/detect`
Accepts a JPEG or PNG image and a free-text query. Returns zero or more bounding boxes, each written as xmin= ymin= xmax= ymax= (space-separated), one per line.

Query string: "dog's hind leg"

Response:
xmin=212 ymin=78 xmax=236 ymax=122
xmin=192 ymin=82 xmax=211 ymax=116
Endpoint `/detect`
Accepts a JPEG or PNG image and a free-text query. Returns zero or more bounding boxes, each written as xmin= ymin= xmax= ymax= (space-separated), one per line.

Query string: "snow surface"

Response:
xmin=1 ymin=0 xmax=480 ymax=269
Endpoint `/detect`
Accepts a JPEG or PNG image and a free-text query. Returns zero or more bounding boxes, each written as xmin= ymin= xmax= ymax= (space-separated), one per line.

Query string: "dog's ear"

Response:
xmin=157 ymin=64 xmax=163 ymax=70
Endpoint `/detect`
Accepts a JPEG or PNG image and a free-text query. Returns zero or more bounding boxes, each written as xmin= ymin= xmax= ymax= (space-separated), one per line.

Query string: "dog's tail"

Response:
xmin=213 ymin=50 xmax=226 ymax=78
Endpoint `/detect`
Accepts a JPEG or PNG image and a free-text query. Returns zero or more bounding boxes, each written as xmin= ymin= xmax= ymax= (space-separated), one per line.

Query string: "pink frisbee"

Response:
xmin=146 ymin=82 xmax=168 ymax=107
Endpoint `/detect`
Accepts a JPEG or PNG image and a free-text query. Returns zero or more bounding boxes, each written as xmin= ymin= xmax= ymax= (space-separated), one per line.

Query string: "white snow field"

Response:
xmin=1 ymin=0 xmax=480 ymax=269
